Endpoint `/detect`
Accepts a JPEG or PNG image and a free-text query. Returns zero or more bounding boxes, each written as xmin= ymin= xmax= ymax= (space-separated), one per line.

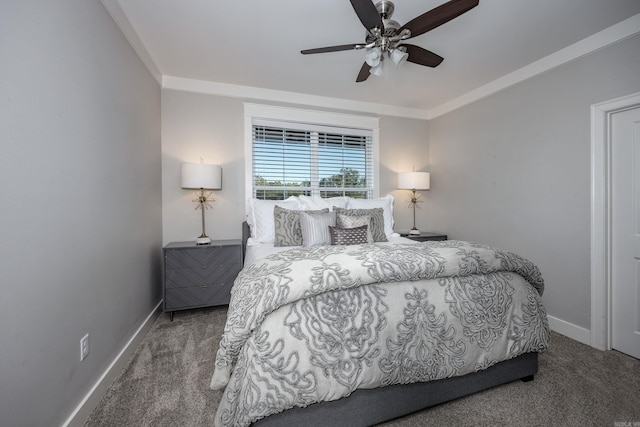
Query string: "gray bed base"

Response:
xmin=240 ymin=222 xmax=539 ymax=426
xmin=253 ymin=352 xmax=537 ymax=427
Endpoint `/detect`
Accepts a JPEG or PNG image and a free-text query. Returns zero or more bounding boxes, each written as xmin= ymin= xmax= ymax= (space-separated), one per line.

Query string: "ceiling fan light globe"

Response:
xmin=369 ymin=62 xmax=384 ymax=76
xmin=364 ymin=47 xmax=382 ymax=67
xmin=365 ymin=56 xmax=381 ymax=67
xmin=390 ymin=48 xmax=408 ymax=67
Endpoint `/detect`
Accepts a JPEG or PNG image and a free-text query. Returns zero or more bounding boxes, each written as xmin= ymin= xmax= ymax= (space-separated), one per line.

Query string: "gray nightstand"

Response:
xmin=399 ymin=232 xmax=448 ymax=242
xmin=163 ymin=239 xmax=242 ymax=320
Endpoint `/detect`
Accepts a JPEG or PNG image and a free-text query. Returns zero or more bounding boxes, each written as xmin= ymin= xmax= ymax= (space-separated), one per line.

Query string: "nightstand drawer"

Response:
xmin=165 ymin=245 xmax=241 ymax=269
xmin=165 ymin=263 xmax=242 ymax=289
xmin=162 ymin=240 xmax=243 ymax=319
xmin=165 ymin=283 xmax=233 ymax=310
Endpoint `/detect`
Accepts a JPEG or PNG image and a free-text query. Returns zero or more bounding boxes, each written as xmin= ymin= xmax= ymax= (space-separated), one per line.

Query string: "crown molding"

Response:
xmin=162 ymin=76 xmax=430 ymax=120
xmin=427 ymin=13 xmax=640 ymax=119
xmin=100 ymin=0 xmax=162 ymax=85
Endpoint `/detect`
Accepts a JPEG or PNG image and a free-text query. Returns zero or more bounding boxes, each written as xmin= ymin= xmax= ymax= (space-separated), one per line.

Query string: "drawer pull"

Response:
xmin=200 ymin=285 xmax=209 ymax=288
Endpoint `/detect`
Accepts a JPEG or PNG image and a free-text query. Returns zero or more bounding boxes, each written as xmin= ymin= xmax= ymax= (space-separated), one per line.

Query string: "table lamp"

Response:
xmin=397 ymin=171 xmax=430 ymax=235
xmin=181 ymin=161 xmax=222 ymax=245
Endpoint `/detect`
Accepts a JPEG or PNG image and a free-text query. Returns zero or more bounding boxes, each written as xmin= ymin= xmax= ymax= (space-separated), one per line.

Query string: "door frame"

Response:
xmin=590 ymin=92 xmax=640 ymax=350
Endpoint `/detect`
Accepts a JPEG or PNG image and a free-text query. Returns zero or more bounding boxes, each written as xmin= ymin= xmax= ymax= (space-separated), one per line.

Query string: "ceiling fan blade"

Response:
xmin=403 ymin=44 xmax=444 ymax=68
xmin=301 ymin=44 xmax=363 ymax=55
xmin=356 ymin=62 xmax=371 ymax=82
xmin=399 ymin=0 xmax=479 ymax=39
xmin=349 ymin=0 xmax=384 ymax=32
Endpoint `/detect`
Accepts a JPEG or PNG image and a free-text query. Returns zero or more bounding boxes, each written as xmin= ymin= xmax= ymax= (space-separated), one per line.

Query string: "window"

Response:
xmin=252 ymin=122 xmax=373 ymax=200
xmin=245 ymin=104 xmax=380 ymax=201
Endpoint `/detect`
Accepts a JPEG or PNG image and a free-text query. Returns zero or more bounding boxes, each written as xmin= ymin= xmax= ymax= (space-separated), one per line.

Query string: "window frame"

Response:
xmin=244 ymin=103 xmax=380 ymax=208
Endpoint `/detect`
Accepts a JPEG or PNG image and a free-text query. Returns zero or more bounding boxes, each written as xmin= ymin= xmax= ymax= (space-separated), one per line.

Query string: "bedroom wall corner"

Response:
xmin=379 ymin=116 xmax=431 ymax=234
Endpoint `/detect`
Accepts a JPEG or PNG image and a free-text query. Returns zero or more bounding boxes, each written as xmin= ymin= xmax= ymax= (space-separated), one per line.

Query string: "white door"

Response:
xmin=612 ymin=106 xmax=640 ymax=359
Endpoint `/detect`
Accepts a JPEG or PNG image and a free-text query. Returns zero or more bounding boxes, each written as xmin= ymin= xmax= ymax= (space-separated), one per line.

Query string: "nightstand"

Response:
xmin=399 ymin=232 xmax=448 ymax=242
xmin=163 ymin=239 xmax=242 ymax=320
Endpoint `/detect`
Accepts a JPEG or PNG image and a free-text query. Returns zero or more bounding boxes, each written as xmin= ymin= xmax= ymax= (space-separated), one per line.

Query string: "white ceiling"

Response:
xmin=109 ymin=0 xmax=640 ymax=114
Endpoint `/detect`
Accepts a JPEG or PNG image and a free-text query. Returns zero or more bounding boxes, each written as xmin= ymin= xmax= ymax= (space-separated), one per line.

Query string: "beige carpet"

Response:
xmin=84 ymin=306 xmax=640 ymax=427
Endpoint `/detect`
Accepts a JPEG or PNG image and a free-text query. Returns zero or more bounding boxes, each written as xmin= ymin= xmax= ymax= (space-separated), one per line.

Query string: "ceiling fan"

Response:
xmin=301 ymin=0 xmax=479 ymax=82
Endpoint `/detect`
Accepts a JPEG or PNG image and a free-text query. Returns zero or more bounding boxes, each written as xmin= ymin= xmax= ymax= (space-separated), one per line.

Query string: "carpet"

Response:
xmin=84 ymin=306 xmax=640 ymax=427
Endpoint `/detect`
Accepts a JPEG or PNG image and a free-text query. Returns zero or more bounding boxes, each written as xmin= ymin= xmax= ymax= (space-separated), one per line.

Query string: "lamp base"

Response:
xmin=196 ymin=236 xmax=211 ymax=245
xmin=409 ymin=229 xmax=421 ymax=235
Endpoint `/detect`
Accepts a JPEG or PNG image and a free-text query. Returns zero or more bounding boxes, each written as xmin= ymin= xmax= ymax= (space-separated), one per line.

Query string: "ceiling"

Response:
xmin=109 ymin=0 xmax=640 ymax=114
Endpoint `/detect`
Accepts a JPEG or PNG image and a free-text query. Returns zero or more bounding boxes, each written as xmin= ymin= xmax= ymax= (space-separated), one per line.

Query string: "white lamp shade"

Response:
xmin=397 ymin=172 xmax=430 ymax=190
xmin=181 ymin=163 xmax=222 ymax=189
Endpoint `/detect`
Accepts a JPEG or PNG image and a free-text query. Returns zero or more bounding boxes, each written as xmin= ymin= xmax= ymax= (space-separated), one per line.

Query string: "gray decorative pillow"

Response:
xmin=334 ymin=207 xmax=387 ymax=242
xmin=336 ymin=213 xmax=373 ymax=243
xmin=274 ymin=206 xmax=328 ymax=247
xmin=298 ymin=211 xmax=336 ymax=247
xmin=329 ymin=225 xmax=369 ymax=246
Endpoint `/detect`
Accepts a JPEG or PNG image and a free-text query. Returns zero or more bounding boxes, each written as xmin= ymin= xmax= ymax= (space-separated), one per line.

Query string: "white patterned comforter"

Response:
xmin=210 ymin=241 xmax=549 ymax=426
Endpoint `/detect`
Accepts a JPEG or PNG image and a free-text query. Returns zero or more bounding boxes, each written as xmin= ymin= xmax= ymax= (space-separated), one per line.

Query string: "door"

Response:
xmin=612 ymin=106 xmax=640 ymax=359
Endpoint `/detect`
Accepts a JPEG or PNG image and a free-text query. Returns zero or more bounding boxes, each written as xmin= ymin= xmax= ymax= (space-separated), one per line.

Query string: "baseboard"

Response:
xmin=547 ymin=314 xmax=591 ymax=346
xmin=61 ymin=301 xmax=163 ymax=427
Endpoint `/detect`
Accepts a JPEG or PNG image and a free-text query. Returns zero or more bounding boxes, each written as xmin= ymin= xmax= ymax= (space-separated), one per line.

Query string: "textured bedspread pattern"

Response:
xmin=211 ymin=241 xmax=549 ymax=426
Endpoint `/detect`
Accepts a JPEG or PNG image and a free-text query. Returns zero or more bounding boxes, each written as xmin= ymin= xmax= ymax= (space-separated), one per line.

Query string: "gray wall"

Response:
xmin=161 ymin=91 xmax=430 ymax=244
xmin=0 ymin=1 xmax=162 ymax=426
xmin=428 ymin=34 xmax=640 ymax=330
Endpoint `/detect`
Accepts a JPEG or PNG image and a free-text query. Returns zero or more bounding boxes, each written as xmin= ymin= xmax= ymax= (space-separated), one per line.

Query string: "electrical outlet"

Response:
xmin=80 ymin=333 xmax=89 ymax=361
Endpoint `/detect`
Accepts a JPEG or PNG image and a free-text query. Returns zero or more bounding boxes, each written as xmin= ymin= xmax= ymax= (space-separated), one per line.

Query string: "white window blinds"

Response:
xmin=252 ymin=120 xmax=374 ymax=200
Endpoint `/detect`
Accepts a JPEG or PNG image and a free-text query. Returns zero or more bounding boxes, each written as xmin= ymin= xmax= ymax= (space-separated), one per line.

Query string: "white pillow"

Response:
xmin=346 ymin=194 xmax=396 ymax=238
xmin=247 ymin=197 xmax=300 ymax=243
xmin=298 ymin=195 xmax=349 ymax=211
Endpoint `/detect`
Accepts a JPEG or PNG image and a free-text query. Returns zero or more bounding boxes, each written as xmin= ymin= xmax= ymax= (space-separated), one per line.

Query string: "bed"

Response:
xmin=210 ymin=196 xmax=549 ymax=427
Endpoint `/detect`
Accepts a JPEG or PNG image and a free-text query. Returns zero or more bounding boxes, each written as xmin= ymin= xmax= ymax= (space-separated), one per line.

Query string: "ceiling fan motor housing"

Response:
xmin=367 ymin=1 xmax=402 ymax=41
xmin=376 ymin=1 xmax=395 ymax=20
